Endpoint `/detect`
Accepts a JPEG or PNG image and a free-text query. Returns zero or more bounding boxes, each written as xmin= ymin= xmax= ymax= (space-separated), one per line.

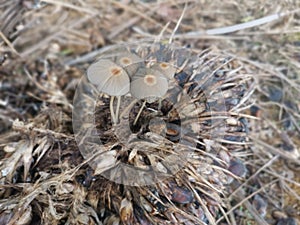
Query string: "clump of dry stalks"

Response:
xmin=0 ymin=1 xmax=300 ymax=225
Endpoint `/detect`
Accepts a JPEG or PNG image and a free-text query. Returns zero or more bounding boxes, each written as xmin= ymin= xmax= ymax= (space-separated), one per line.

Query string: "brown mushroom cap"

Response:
xmin=87 ymin=59 xmax=130 ymax=96
xmin=151 ymin=61 xmax=177 ymax=79
xmin=130 ymin=67 xmax=168 ymax=102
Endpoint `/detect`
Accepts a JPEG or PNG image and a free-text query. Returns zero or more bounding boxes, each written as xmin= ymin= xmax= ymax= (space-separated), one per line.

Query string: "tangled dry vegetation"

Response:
xmin=0 ymin=0 xmax=300 ymax=225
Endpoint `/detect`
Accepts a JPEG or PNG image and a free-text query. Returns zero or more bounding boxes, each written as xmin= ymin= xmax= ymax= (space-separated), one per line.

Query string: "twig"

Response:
xmin=40 ymin=0 xmax=97 ymax=14
xmin=250 ymin=135 xmax=300 ymax=163
xmin=0 ymin=31 xmax=20 ymax=56
xmin=228 ymin=155 xmax=279 ymax=199
xmin=112 ymin=1 xmax=170 ymax=31
xmin=173 ymin=9 xmax=300 ymax=37
xmin=217 ymin=180 xmax=278 ymax=225
xmin=12 ymin=119 xmax=73 ymax=139
xmin=169 ymin=2 xmax=187 ymax=44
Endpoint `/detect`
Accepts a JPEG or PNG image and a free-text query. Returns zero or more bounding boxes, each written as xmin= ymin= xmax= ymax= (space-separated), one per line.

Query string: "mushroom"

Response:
xmin=149 ymin=61 xmax=177 ymax=112
xmin=130 ymin=67 xmax=168 ymax=101
xmin=151 ymin=61 xmax=177 ymax=80
xmin=100 ymin=49 xmax=144 ymax=75
xmin=87 ymin=59 xmax=130 ymax=125
xmin=114 ymin=52 xmax=144 ymax=75
xmin=130 ymin=67 xmax=168 ymax=125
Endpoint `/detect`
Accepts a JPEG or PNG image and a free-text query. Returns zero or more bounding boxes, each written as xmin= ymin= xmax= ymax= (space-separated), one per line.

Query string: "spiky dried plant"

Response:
xmin=72 ymin=42 xmax=254 ymax=225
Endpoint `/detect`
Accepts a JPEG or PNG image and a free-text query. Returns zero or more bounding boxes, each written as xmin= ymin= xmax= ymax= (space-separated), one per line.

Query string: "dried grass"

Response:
xmin=0 ymin=0 xmax=299 ymax=224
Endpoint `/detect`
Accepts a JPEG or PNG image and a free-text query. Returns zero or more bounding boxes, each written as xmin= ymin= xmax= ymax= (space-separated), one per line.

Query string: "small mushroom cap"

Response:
xmin=114 ymin=52 xmax=144 ymax=75
xmin=130 ymin=67 xmax=168 ymax=102
xmin=151 ymin=61 xmax=177 ymax=79
xmin=115 ymin=52 xmax=143 ymax=67
xmin=87 ymin=59 xmax=130 ymax=96
xmin=99 ymin=49 xmax=144 ymax=75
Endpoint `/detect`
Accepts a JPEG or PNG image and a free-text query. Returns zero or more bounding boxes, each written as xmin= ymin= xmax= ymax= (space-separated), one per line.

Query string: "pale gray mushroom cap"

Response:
xmin=87 ymin=59 xmax=130 ymax=96
xmin=114 ymin=52 xmax=144 ymax=75
xmin=99 ymin=50 xmax=144 ymax=76
xmin=114 ymin=52 xmax=143 ymax=67
xmin=151 ymin=61 xmax=177 ymax=80
xmin=130 ymin=67 xmax=168 ymax=102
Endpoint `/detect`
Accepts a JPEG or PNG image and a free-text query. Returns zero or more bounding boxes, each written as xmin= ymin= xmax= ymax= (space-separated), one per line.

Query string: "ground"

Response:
xmin=0 ymin=0 xmax=299 ymax=225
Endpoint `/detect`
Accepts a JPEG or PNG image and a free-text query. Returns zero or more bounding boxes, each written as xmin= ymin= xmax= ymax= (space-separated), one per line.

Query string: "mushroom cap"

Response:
xmin=151 ymin=61 xmax=177 ymax=80
xmin=87 ymin=59 xmax=130 ymax=96
xmin=114 ymin=52 xmax=144 ymax=75
xmin=130 ymin=67 xmax=168 ymax=102
xmin=99 ymin=49 xmax=144 ymax=76
xmin=114 ymin=52 xmax=143 ymax=67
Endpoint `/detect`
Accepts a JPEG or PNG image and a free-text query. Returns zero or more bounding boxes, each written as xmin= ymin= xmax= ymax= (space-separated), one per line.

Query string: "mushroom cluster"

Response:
xmin=86 ymin=49 xmax=177 ymax=125
xmin=72 ymin=42 xmax=254 ymax=224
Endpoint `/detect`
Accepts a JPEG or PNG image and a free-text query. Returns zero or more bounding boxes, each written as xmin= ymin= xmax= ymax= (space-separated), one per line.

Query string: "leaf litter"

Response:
xmin=0 ymin=0 xmax=299 ymax=224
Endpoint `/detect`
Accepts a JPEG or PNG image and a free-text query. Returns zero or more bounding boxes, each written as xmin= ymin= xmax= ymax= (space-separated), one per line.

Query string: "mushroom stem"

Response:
xmin=134 ymin=101 xmax=147 ymax=126
xmin=158 ymin=99 xmax=162 ymax=111
xmin=115 ymin=96 xmax=121 ymax=124
xmin=119 ymin=99 xmax=138 ymax=120
xmin=110 ymin=96 xmax=117 ymax=125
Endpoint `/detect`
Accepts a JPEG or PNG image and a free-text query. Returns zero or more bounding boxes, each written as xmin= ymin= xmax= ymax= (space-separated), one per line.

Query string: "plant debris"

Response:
xmin=0 ymin=1 xmax=299 ymax=225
